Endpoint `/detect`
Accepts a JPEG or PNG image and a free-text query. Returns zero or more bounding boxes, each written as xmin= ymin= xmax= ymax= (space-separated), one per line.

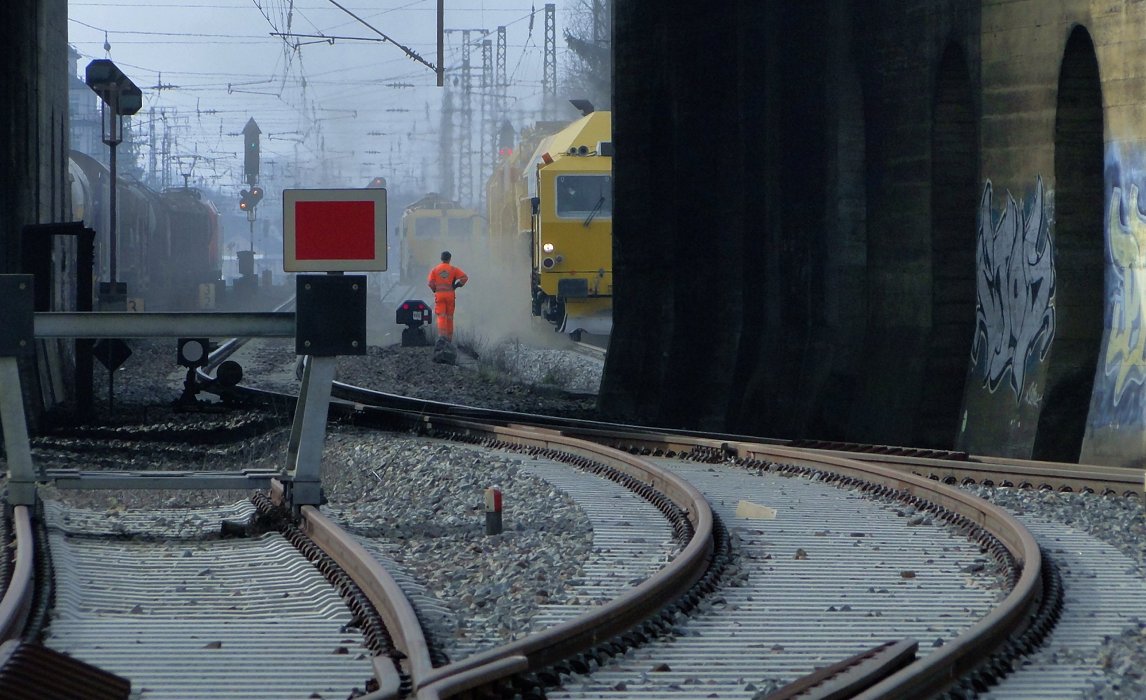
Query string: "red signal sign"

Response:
xmin=283 ymin=188 xmax=388 ymax=272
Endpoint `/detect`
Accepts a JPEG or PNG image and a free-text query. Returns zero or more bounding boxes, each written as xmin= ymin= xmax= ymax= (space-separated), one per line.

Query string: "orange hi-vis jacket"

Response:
xmin=428 ymin=262 xmax=468 ymax=340
xmin=428 ymin=263 xmax=468 ymax=293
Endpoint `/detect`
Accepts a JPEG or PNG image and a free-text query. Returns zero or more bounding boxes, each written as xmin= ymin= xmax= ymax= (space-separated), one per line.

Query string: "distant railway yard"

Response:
xmin=2 ymin=330 xmax=1145 ymax=699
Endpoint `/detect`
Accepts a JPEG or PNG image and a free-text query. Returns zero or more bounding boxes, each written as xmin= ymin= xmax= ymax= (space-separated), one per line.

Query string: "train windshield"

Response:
xmin=555 ymin=174 xmax=612 ymax=220
xmin=415 ymin=217 xmax=440 ymax=238
xmin=447 ymin=216 xmax=473 ymax=237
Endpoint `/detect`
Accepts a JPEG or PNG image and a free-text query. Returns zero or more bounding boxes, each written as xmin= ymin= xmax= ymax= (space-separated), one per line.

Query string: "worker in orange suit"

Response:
xmin=427 ymin=250 xmax=468 ymax=342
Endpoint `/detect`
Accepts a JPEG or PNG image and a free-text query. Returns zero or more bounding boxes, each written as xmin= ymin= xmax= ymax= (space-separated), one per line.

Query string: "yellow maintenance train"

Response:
xmin=487 ymin=108 xmax=613 ymax=337
xmin=396 ymin=192 xmax=483 ymax=284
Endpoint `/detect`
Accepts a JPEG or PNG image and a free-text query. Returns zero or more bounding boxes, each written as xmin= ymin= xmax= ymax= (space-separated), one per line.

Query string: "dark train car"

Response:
xmin=158 ymin=187 xmax=221 ymax=309
xmin=68 ymin=151 xmax=221 ymax=310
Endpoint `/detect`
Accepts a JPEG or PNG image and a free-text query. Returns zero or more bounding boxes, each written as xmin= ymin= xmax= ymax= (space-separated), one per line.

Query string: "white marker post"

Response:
xmin=484 ymin=487 xmax=503 ymax=535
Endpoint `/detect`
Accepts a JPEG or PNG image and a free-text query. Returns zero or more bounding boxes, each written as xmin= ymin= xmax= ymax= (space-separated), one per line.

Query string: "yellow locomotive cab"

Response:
xmin=529 ymin=110 xmax=613 ymax=336
xmin=398 ymin=193 xmax=482 ymax=284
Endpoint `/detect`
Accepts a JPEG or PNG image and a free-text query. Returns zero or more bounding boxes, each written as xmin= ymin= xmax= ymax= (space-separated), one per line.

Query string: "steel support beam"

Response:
xmin=34 ymin=312 xmax=294 ymax=338
xmin=0 ymin=358 xmax=36 ymax=506
xmin=45 ymin=470 xmax=280 ymax=490
xmin=286 ymin=355 xmax=336 ymax=509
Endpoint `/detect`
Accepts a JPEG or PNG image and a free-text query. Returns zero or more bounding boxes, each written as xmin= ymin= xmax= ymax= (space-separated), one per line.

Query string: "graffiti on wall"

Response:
xmin=971 ymin=177 xmax=1056 ymax=403
xmin=1103 ymin=184 xmax=1146 ymax=406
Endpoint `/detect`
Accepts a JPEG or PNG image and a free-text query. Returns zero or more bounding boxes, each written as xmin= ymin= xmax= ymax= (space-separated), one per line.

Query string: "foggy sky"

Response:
xmin=67 ymin=1 xmax=590 ymax=193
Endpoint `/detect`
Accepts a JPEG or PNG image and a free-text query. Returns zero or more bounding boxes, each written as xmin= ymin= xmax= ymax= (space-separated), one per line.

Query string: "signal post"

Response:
xmin=282 ymin=187 xmax=388 ymax=510
xmin=237 ymin=118 xmax=264 ymax=298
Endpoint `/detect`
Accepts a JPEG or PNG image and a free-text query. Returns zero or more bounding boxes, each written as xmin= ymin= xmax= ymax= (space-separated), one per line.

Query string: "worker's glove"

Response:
xmin=453 ymin=280 xmax=464 ymax=289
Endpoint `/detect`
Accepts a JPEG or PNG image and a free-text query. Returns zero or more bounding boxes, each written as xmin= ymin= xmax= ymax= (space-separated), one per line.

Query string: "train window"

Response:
xmin=555 ymin=175 xmax=612 ymax=219
xmin=415 ymin=217 xmax=441 ymax=238
xmin=447 ymin=217 xmax=473 ymax=237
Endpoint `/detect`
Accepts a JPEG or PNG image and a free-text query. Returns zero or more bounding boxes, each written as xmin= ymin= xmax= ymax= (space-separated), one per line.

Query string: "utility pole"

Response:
xmin=593 ymin=0 xmax=607 ymax=46
xmin=544 ymin=3 xmax=557 ymax=120
xmin=439 ymin=82 xmax=455 ymax=199
xmin=437 ymin=0 xmax=445 ymax=87
xmin=497 ymin=26 xmax=507 ymax=114
xmin=148 ymin=107 xmax=157 ymax=189
xmin=161 ymin=110 xmax=171 ymax=190
xmin=482 ymin=39 xmax=493 ymax=212
xmin=459 ymin=30 xmax=473 ymax=206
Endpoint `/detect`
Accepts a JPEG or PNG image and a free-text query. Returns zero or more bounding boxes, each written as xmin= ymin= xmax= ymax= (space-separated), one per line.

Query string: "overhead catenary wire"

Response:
xmin=68 ymin=1 xmax=576 ymax=194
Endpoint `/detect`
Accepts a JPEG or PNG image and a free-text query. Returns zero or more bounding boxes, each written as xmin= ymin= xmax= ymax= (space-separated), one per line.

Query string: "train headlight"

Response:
xmin=542 ymin=242 xmax=555 ymax=253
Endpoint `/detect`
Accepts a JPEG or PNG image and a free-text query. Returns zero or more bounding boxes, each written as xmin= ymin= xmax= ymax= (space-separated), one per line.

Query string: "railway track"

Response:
xmin=41 ymin=500 xmax=378 ymax=699
xmin=3 ymin=329 xmax=1145 ymax=698
xmin=789 ymin=442 xmax=1145 ymax=500
xmin=302 ymin=371 xmax=1053 ymax=698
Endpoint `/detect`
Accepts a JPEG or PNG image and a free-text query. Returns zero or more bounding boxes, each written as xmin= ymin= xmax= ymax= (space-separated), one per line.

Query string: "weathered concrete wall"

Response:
xmin=956 ymin=1 xmax=1075 ymax=459
xmin=1079 ymin=5 xmax=1146 ymax=465
xmin=0 ymin=0 xmax=71 ymax=274
xmin=956 ymin=1 xmax=1125 ymax=463
xmin=601 ymin=2 xmax=767 ymax=429
xmin=848 ymin=2 xmax=982 ymax=449
xmin=604 ymin=0 xmax=983 ymax=448
xmin=0 ymin=0 xmax=72 ymax=428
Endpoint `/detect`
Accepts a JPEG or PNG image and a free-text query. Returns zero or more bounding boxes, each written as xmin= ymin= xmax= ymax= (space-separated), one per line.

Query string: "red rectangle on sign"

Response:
xmin=294 ymin=200 xmax=376 ymax=260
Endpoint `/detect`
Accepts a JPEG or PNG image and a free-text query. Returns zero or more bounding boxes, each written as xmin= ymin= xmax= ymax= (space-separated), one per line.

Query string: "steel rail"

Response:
xmin=539 ymin=421 xmax=1144 ymax=501
xmin=253 ymin=350 xmax=1136 ymax=503
xmin=255 ymin=405 xmax=716 ymax=699
xmin=0 ymin=507 xmax=34 ymax=644
xmin=687 ymin=440 xmax=1043 ymax=700
xmin=411 ymin=420 xmax=714 ymax=699
xmin=316 ymin=381 xmax=1046 ymax=698
xmin=297 ymin=505 xmax=433 ymax=691
xmin=800 ymin=447 xmax=1145 ymax=499
xmin=33 ymin=311 xmax=295 ymax=339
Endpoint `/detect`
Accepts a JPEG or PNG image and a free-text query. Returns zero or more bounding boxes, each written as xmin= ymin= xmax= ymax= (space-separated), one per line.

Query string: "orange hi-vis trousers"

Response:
xmin=434 ymin=291 xmax=457 ymax=340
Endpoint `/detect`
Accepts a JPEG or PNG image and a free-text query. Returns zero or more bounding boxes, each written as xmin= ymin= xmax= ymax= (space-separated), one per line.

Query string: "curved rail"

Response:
xmin=800 ymin=445 xmax=1145 ymax=500
xmin=339 ymin=396 xmax=1042 ymax=698
xmin=298 ymin=505 xmax=434 ymax=691
xmin=411 ymin=421 xmax=714 ymax=698
xmin=245 ymin=387 xmax=718 ymax=697
xmin=0 ymin=507 xmax=34 ymax=644
xmin=671 ymin=440 xmax=1043 ymax=700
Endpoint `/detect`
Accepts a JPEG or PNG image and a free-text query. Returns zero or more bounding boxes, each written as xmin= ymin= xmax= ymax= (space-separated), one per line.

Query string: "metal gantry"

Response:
xmin=544 ymin=3 xmax=557 ymax=119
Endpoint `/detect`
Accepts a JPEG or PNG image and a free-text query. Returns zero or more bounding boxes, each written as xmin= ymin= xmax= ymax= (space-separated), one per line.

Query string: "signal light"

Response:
xmin=239 ymin=189 xmax=251 ymax=211
xmin=249 ymin=185 xmax=264 ymax=207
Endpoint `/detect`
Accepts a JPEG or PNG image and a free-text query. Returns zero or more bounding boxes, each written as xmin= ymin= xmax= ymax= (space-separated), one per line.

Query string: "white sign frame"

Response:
xmin=282 ymin=188 xmax=388 ymax=272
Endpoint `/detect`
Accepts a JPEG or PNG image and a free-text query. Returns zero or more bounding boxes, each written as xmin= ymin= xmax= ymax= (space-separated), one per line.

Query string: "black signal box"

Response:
xmin=0 ymin=275 xmax=34 ymax=357
xmin=295 ymin=275 xmax=367 ymax=356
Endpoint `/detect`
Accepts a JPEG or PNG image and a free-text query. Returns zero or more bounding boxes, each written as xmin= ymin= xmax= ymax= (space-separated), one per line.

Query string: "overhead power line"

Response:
xmin=324 ymin=0 xmax=438 ymax=76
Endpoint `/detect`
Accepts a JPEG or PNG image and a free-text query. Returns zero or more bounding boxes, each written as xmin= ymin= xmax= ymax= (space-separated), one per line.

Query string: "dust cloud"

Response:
xmin=451 ymin=242 xmax=570 ymax=350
